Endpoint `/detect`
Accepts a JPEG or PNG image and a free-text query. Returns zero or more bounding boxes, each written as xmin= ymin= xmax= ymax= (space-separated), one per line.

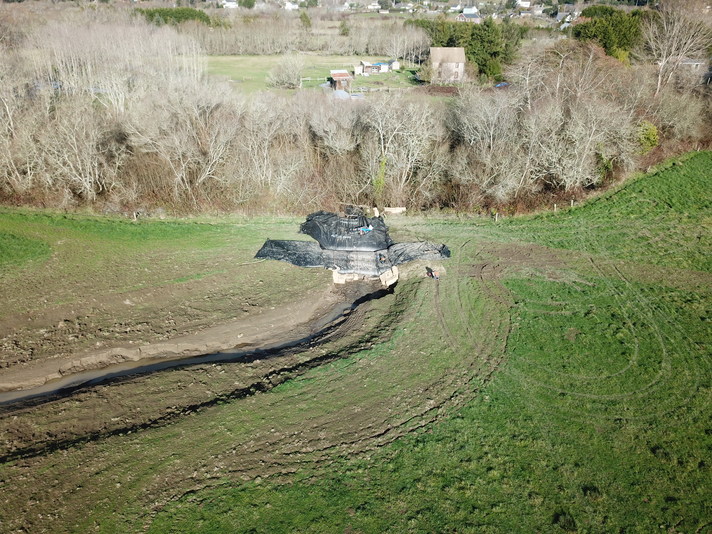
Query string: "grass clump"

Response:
xmin=0 ymin=232 xmax=50 ymax=270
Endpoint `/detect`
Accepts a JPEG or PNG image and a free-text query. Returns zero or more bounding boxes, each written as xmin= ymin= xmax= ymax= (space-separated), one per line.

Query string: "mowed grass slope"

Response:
xmin=497 ymin=152 xmax=712 ymax=272
xmin=0 ymin=153 xmax=710 ymax=533
xmin=147 ymin=153 xmax=711 ymax=533
xmin=0 ymin=210 xmax=325 ymax=317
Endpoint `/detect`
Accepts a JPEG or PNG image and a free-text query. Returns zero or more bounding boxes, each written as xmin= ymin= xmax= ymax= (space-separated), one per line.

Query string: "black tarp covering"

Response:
xmin=299 ymin=211 xmax=393 ymax=252
xmin=254 ymin=240 xmax=325 ymax=268
xmin=255 ymin=239 xmax=450 ymax=276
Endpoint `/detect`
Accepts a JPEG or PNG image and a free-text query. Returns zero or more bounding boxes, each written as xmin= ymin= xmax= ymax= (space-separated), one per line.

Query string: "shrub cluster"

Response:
xmin=0 ymin=9 xmax=709 ymax=215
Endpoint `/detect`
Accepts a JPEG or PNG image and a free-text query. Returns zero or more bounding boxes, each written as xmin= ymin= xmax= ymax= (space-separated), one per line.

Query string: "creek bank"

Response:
xmin=0 ymin=282 xmax=384 ymax=403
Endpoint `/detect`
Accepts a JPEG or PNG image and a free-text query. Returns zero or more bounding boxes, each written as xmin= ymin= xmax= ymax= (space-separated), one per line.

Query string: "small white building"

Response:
xmin=284 ymin=1 xmax=299 ymax=10
xmin=354 ymin=59 xmax=400 ymax=76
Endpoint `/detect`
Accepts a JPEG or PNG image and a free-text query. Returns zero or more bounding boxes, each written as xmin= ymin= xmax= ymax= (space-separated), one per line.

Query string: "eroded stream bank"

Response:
xmin=0 ymin=280 xmax=405 ymax=461
xmin=0 ymin=280 xmax=388 ymax=403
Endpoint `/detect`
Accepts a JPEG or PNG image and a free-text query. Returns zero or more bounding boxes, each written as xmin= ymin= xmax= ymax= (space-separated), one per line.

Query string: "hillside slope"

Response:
xmin=0 ymin=154 xmax=709 ymax=533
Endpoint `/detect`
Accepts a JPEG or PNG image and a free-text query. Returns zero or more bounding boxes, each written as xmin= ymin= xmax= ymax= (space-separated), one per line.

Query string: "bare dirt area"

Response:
xmin=0 ymin=279 xmax=388 ymax=461
xmin=0 ymin=279 xmax=341 ymax=394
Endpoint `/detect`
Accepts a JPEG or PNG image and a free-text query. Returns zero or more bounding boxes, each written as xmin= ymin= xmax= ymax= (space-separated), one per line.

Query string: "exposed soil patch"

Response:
xmin=0 ymin=282 xmax=343 ymax=394
xmin=0 ymin=281 xmax=390 ymax=461
xmin=2 ymin=234 xmax=707 ymax=533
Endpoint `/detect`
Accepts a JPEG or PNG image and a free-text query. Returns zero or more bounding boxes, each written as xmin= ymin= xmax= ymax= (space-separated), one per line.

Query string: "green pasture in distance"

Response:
xmin=146 ymin=153 xmax=711 ymax=533
xmin=207 ymin=55 xmax=419 ymax=93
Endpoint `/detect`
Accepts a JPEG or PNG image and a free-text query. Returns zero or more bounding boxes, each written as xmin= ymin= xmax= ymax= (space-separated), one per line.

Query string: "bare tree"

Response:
xmin=126 ymin=83 xmax=243 ymax=203
xmin=361 ymin=95 xmax=446 ymax=206
xmin=266 ymin=53 xmax=304 ymax=89
xmin=641 ymin=4 xmax=712 ymax=96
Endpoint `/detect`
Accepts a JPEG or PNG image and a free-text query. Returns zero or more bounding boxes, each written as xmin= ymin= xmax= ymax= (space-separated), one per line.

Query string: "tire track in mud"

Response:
xmin=296 ymin=240 xmax=514 ymax=451
xmin=0 ymin=242 xmax=538 ymax=533
xmin=0 ymin=285 xmax=395 ymax=462
xmin=104 ymin=248 xmax=513 ymax=527
xmin=3 ymin=279 xmax=460 ymax=534
xmin=432 ymin=241 xmax=513 ymax=411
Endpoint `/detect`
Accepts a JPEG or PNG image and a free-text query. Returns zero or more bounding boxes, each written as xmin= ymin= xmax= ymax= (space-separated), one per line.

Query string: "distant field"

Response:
xmin=0 ymin=153 xmax=710 ymax=533
xmin=207 ymin=54 xmax=420 ymax=93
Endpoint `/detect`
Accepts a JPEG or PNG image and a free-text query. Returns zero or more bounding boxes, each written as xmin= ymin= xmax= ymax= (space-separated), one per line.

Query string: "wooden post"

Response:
xmin=570 ymin=199 xmax=574 ymax=208
xmin=495 ymin=212 xmax=498 ymax=222
xmin=554 ymin=203 xmax=557 ymax=212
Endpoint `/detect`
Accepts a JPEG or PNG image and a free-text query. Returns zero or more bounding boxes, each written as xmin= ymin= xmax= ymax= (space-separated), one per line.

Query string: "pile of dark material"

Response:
xmin=255 ymin=209 xmax=450 ymax=277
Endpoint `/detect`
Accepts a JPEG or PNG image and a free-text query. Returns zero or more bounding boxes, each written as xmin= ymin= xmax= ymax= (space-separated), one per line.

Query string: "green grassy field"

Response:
xmin=207 ymin=55 xmax=419 ymax=93
xmin=0 ymin=153 xmax=710 ymax=533
xmin=497 ymin=153 xmax=712 ymax=272
xmin=0 ymin=231 xmax=50 ymax=270
xmin=144 ymin=153 xmax=711 ymax=533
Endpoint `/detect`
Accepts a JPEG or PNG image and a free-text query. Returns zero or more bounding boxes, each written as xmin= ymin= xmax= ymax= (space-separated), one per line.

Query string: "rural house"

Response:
xmin=429 ymin=47 xmax=466 ymax=84
xmin=456 ymin=6 xmax=481 ymax=23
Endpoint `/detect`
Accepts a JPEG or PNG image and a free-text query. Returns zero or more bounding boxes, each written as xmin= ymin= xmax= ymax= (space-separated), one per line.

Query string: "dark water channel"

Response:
xmin=0 ymin=285 xmax=392 ymax=408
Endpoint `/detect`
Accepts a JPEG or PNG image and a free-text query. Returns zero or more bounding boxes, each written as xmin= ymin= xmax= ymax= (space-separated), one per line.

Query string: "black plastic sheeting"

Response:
xmin=255 ymin=240 xmax=325 ymax=269
xmin=255 ymin=210 xmax=450 ymax=277
xmin=386 ymin=242 xmax=451 ymax=266
xmin=300 ymin=210 xmax=393 ymax=252
xmin=256 ymin=239 xmax=450 ymax=276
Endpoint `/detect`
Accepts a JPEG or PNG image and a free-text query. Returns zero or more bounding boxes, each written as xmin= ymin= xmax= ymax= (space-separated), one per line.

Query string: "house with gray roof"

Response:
xmin=429 ymin=47 xmax=466 ymax=83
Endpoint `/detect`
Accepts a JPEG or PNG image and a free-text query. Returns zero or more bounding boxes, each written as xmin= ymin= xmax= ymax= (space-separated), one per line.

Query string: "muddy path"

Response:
xmin=0 ymin=282 xmax=386 ymax=405
xmin=0 ymin=237 xmax=510 ymax=533
xmin=0 ymin=281 xmax=391 ymax=461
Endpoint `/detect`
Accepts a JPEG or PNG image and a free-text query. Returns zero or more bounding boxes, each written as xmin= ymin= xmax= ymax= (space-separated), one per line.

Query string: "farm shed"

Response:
xmin=330 ymin=70 xmax=353 ymax=90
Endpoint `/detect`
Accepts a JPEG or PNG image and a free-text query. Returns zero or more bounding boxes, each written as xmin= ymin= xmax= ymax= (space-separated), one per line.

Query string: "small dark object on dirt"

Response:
xmin=426 ymin=266 xmax=439 ymax=280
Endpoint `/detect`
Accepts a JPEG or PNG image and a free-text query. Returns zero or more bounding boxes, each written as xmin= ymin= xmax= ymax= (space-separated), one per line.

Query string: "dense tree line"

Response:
xmin=407 ymin=18 xmax=526 ymax=79
xmin=159 ymin=10 xmax=430 ymax=59
xmin=572 ymin=6 xmax=646 ymax=60
xmin=0 ymin=7 xmax=710 ymax=215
